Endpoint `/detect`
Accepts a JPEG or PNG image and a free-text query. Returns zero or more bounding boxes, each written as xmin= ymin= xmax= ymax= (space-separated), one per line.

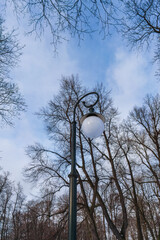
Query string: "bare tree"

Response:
xmin=125 ymin=94 xmax=160 ymax=192
xmin=24 ymin=76 xmax=128 ymax=239
xmin=0 ymin=79 xmax=26 ymax=126
xmin=0 ymin=17 xmax=26 ymax=126
xmin=0 ymin=171 xmax=13 ymax=240
xmin=121 ymin=93 xmax=160 ymax=239
xmin=11 ymin=184 xmax=26 ymax=240
xmin=121 ymin=0 xmax=160 ymax=76
xmin=122 ymin=0 xmax=160 ymax=47
xmin=0 ymin=17 xmax=22 ymax=79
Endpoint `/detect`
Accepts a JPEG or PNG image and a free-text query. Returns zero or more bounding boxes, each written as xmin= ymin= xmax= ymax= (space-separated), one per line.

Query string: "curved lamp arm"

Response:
xmin=73 ymin=92 xmax=99 ymax=122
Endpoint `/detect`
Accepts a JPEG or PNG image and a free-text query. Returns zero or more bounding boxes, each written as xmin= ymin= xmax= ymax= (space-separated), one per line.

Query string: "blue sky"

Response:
xmin=0 ymin=3 xmax=159 ymax=198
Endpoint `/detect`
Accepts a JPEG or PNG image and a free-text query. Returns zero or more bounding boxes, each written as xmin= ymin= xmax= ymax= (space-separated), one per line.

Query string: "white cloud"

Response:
xmin=106 ymin=48 xmax=159 ymax=118
xmin=14 ymin=37 xmax=79 ymax=110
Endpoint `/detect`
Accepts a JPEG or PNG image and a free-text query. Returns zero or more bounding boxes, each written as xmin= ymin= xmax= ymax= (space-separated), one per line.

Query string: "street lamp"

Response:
xmin=68 ymin=92 xmax=105 ymax=240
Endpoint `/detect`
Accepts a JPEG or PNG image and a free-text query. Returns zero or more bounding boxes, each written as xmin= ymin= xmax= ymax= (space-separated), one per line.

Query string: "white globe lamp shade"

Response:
xmin=81 ymin=114 xmax=105 ymax=138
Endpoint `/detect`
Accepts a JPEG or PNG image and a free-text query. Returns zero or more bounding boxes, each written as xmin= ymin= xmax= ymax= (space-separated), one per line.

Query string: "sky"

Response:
xmin=0 ymin=2 xmax=159 ymax=199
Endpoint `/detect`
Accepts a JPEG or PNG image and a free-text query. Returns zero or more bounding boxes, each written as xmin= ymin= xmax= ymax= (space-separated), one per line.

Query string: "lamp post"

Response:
xmin=68 ymin=92 xmax=105 ymax=240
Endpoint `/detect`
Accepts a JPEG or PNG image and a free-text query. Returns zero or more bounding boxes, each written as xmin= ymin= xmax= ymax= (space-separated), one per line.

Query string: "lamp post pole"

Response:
xmin=68 ymin=92 xmax=100 ymax=240
xmin=68 ymin=118 xmax=77 ymax=240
